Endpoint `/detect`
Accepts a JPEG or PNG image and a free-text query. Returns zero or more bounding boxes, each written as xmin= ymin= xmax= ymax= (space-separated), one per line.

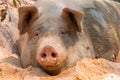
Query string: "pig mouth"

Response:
xmin=42 ymin=65 xmax=62 ymax=75
xmin=41 ymin=62 xmax=62 ymax=71
xmin=36 ymin=62 xmax=62 ymax=75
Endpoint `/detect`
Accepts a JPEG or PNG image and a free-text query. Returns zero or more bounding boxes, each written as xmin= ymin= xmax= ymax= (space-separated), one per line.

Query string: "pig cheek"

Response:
xmin=19 ymin=33 xmax=28 ymax=54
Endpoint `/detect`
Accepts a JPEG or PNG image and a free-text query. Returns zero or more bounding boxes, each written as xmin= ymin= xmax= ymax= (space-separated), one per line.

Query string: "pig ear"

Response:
xmin=18 ymin=6 xmax=39 ymax=34
xmin=62 ymin=8 xmax=84 ymax=32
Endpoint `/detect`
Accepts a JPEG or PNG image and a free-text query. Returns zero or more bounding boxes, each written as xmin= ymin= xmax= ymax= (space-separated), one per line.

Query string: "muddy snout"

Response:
xmin=36 ymin=46 xmax=62 ymax=71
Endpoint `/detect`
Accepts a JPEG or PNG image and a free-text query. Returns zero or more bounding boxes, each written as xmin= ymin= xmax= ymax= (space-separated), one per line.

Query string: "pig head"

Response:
xmin=18 ymin=3 xmax=95 ymax=75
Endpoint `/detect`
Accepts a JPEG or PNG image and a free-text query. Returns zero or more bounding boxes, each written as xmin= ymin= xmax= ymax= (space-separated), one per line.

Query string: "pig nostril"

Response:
xmin=41 ymin=53 xmax=46 ymax=58
xmin=51 ymin=53 xmax=57 ymax=58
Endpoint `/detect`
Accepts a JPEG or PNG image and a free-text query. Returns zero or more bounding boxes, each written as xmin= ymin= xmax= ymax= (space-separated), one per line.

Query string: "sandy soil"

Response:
xmin=0 ymin=54 xmax=120 ymax=80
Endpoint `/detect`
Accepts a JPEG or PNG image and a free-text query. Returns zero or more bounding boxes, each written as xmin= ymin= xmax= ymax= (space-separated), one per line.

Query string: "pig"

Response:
xmin=18 ymin=0 xmax=120 ymax=75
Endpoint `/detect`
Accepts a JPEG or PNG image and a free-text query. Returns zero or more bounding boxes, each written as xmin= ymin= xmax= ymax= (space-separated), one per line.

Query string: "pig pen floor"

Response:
xmin=0 ymin=54 xmax=120 ymax=80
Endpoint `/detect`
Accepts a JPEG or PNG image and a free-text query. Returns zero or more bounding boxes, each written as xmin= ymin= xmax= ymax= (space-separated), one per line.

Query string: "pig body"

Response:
xmin=18 ymin=0 xmax=120 ymax=75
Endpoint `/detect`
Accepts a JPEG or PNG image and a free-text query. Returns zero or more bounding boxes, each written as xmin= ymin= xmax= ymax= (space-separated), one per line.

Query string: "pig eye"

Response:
xmin=34 ymin=31 xmax=39 ymax=37
xmin=60 ymin=29 xmax=68 ymax=35
xmin=61 ymin=31 xmax=66 ymax=34
xmin=35 ymin=32 xmax=39 ymax=36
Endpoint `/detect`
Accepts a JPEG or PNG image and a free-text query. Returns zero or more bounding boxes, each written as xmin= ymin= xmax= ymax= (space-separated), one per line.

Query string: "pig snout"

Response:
xmin=36 ymin=45 xmax=64 ymax=74
xmin=38 ymin=46 xmax=59 ymax=65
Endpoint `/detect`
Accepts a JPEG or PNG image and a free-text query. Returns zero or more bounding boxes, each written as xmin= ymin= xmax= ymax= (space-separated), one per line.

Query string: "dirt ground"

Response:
xmin=0 ymin=0 xmax=120 ymax=80
xmin=0 ymin=54 xmax=120 ymax=80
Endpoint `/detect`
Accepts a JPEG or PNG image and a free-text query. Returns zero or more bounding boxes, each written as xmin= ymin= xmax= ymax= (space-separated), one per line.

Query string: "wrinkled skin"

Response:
xmin=18 ymin=0 xmax=120 ymax=75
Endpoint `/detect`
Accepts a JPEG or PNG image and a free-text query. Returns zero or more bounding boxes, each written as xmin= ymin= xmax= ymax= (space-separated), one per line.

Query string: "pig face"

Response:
xmin=18 ymin=4 xmax=94 ymax=75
